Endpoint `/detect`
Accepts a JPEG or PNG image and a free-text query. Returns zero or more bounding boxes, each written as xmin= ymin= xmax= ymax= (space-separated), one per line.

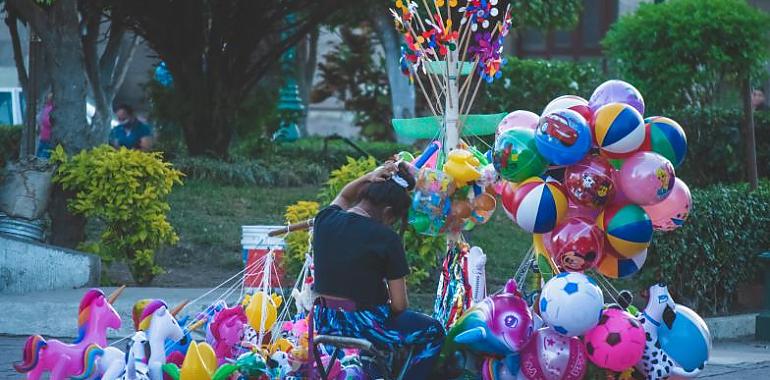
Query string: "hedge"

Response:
xmin=0 ymin=125 xmax=22 ymax=169
xmin=641 ymin=180 xmax=770 ymax=315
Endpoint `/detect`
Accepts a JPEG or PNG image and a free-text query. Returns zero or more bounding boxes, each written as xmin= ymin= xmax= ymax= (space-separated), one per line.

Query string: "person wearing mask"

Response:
xmin=109 ymin=104 xmax=153 ymax=151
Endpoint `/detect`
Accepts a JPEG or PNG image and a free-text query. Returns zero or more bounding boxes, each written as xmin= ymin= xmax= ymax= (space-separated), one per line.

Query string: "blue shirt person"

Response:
xmin=109 ymin=104 xmax=153 ymax=151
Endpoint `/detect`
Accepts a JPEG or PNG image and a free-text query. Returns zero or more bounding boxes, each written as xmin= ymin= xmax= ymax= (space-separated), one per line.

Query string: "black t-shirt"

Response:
xmin=312 ymin=205 xmax=410 ymax=308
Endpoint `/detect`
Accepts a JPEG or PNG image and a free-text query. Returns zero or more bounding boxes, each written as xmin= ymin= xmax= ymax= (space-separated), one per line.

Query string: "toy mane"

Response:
xmin=210 ymin=305 xmax=247 ymax=341
xmin=74 ymin=289 xmax=105 ymax=344
xmin=132 ymin=299 xmax=167 ymax=331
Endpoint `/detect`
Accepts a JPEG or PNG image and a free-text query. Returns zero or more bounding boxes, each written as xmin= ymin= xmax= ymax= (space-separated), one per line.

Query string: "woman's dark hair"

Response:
xmin=361 ymin=161 xmax=416 ymax=221
xmin=115 ymin=103 xmax=134 ymax=116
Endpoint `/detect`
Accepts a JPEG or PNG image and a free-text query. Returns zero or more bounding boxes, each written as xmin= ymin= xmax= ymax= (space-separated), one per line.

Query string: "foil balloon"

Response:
xmin=545 ymin=217 xmax=604 ymax=272
xmin=619 ymin=151 xmax=676 ymax=206
xmin=563 ymin=155 xmax=616 ymax=209
xmin=589 ymin=79 xmax=645 ymax=115
xmin=642 ymin=177 xmax=691 ymax=231
xmin=481 ymin=355 xmax=520 ymax=380
xmin=518 ymin=327 xmax=588 ymax=380
xmin=541 ymin=95 xmax=592 ymax=123
xmin=497 ymin=110 xmax=540 ymax=136
xmin=444 ymin=279 xmax=534 ymax=357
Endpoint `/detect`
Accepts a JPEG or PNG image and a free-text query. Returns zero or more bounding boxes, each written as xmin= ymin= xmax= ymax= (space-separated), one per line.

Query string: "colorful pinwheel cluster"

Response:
xmin=468 ymin=7 xmax=512 ymax=83
xmin=459 ymin=0 xmax=501 ymax=31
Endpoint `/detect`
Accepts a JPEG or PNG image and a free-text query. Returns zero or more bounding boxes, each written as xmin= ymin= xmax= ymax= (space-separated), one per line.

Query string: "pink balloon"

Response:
xmin=618 ymin=152 xmax=675 ymax=206
xmin=519 ymin=327 xmax=588 ymax=380
xmin=544 ymin=217 xmax=605 ymax=273
xmin=642 ymin=178 xmax=691 ymax=231
xmin=497 ymin=110 xmax=539 ymax=136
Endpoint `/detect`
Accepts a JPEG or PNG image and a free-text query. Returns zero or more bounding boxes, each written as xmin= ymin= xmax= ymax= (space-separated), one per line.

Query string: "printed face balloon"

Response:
xmin=564 ymin=155 xmax=616 ymax=209
xmin=545 ymin=217 xmax=605 ymax=272
xmin=642 ymin=177 xmax=691 ymax=231
xmin=618 ymin=151 xmax=676 ymax=206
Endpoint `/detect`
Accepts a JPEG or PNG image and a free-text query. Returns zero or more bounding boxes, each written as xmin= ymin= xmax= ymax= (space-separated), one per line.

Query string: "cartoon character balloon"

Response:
xmin=493 ymin=129 xmax=547 ymax=182
xmin=619 ymin=151 xmax=676 ymax=206
xmin=518 ymin=327 xmax=588 ymax=380
xmin=545 ymin=217 xmax=605 ymax=272
xmin=642 ymin=177 xmax=691 ymax=231
xmin=535 ymin=109 xmax=592 ymax=165
xmin=564 ymin=155 xmax=616 ymax=209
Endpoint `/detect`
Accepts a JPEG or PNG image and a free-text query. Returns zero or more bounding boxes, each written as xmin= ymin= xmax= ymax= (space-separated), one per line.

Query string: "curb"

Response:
xmin=706 ymin=313 xmax=758 ymax=341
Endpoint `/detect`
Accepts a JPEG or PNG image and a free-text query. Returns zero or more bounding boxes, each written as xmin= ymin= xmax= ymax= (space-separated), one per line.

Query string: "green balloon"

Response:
xmin=493 ymin=129 xmax=547 ymax=182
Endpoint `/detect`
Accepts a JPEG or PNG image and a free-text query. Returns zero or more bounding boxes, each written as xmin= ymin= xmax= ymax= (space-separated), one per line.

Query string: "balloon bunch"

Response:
xmin=408 ymin=141 xmax=498 ymax=236
xmin=494 ymin=79 xmax=692 ymax=279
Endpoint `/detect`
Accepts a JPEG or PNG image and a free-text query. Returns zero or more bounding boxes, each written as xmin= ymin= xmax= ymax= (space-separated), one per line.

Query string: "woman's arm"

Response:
xmin=387 ymin=277 xmax=409 ymax=315
xmin=332 ymin=161 xmax=397 ymax=209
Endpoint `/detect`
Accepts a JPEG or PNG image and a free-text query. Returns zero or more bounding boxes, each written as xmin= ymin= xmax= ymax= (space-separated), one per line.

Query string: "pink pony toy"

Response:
xmin=13 ymin=287 xmax=124 ymax=380
xmin=209 ymin=304 xmax=249 ymax=365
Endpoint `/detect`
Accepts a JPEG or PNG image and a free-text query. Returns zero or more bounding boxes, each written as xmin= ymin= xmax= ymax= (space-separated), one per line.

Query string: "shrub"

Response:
xmin=172 ymin=156 xmax=328 ymax=187
xmin=52 ymin=145 xmax=183 ymax=285
xmin=284 ymin=200 xmax=320 ymax=280
xmin=665 ymin=107 xmax=770 ymax=186
xmin=603 ymin=0 xmax=770 ymax=112
xmin=477 ymin=56 xmax=606 ymax=114
xmin=642 ymin=180 xmax=770 ymax=315
xmin=318 ymin=156 xmax=378 ymax=204
xmin=0 ymin=125 xmax=22 ymax=168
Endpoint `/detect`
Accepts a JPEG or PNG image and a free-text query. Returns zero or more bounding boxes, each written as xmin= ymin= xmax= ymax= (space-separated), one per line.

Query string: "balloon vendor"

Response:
xmin=311 ymin=160 xmax=446 ymax=379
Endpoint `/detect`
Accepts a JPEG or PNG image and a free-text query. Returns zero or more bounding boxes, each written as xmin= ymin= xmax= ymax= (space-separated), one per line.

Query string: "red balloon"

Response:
xmin=564 ymin=155 xmax=616 ymax=209
xmin=545 ymin=217 xmax=605 ymax=272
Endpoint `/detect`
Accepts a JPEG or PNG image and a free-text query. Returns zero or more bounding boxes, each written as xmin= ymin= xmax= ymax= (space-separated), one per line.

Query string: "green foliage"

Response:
xmin=603 ymin=0 xmax=770 ymax=111
xmin=0 ymin=125 xmax=22 ymax=169
xmin=477 ymin=57 xmax=606 ymax=114
xmin=318 ymin=156 xmax=379 ymax=204
xmin=642 ymin=181 xmax=770 ymax=315
xmin=283 ymin=200 xmax=320 ymax=280
xmin=667 ymin=108 xmax=770 ymax=186
xmin=508 ymin=0 xmax=583 ymax=30
xmin=52 ymin=145 xmax=183 ymax=285
xmin=312 ymin=26 xmax=392 ymax=140
xmin=171 ymin=156 xmax=328 ymax=187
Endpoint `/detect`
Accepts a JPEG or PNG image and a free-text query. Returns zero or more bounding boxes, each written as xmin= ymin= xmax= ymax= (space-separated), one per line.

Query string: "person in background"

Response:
xmin=109 ymin=104 xmax=153 ymax=151
xmin=752 ymin=89 xmax=767 ymax=111
xmin=35 ymin=93 xmax=54 ymax=159
xmin=311 ymin=161 xmax=445 ymax=379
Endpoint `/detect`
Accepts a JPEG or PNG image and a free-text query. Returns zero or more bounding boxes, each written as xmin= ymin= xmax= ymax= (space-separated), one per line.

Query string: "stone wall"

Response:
xmin=0 ymin=234 xmax=100 ymax=294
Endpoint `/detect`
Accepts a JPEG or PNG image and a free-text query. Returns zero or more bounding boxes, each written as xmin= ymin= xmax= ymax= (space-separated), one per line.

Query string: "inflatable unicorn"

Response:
xmin=13 ymin=287 xmax=124 ymax=380
xmin=636 ymin=283 xmax=704 ymax=379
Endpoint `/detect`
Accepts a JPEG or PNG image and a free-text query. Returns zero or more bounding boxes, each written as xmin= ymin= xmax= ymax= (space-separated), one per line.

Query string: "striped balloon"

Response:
xmin=644 ymin=116 xmax=687 ymax=168
xmin=593 ymin=103 xmax=646 ymax=159
xmin=597 ymin=203 xmax=652 ymax=258
xmin=502 ymin=177 xmax=568 ymax=233
xmin=596 ymin=246 xmax=647 ymax=279
xmin=541 ymin=95 xmax=593 ymax=123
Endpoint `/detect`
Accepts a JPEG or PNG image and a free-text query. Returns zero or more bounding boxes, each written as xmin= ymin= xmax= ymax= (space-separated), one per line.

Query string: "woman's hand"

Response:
xmin=332 ymin=161 xmax=397 ymax=209
xmin=368 ymin=161 xmax=398 ymax=183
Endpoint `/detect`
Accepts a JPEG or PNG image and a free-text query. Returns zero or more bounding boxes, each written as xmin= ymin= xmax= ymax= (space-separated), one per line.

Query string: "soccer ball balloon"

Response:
xmin=584 ymin=307 xmax=646 ymax=372
xmin=538 ymin=272 xmax=604 ymax=337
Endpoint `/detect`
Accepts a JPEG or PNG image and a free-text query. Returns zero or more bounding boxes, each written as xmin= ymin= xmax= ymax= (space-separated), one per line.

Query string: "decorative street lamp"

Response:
xmin=273 ymin=14 xmax=304 ymax=143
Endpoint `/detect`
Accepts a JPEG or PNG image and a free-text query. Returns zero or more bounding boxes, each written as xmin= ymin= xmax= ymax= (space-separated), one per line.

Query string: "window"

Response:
xmin=0 ymin=92 xmax=13 ymax=125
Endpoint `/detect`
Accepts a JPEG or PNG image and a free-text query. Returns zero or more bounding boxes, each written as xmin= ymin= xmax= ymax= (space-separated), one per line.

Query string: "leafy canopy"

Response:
xmin=603 ymin=0 xmax=770 ymax=111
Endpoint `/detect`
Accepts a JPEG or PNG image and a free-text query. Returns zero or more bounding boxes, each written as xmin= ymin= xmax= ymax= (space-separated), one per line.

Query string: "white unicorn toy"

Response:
xmin=636 ymin=283 xmax=702 ymax=380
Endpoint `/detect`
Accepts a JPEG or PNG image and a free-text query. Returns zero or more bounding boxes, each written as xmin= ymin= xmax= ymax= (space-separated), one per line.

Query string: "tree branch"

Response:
xmin=107 ymin=33 xmax=138 ymax=95
xmin=6 ymin=0 xmax=49 ymax=39
xmin=4 ymin=6 xmax=28 ymax=91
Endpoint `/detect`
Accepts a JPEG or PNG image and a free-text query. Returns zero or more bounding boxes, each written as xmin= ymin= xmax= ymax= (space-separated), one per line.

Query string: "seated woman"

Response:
xmin=312 ymin=161 xmax=445 ymax=379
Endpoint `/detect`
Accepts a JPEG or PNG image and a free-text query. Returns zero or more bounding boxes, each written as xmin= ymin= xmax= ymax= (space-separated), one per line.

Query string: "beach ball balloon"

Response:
xmin=493 ymin=129 xmax=548 ymax=183
xmin=546 ymin=217 xmax=605 ymax=273
xmin=519 ymin=327 xmax=588 ymax=380
xmin=542 ymin=95 xmax=593 ymax=123
xmin=597 ymin=203 xmax=653 ymax=258
xmin=593 ymin=103 xmax=646 ymax=159
xmin=596 ymin=246 xmax=647 ymax=279
xmin=589 ymin=79 xmax=645 ymax=115
xmin=644 ymin=116 xmax=688 ymax=168
xmin=564 ymin=155 xmax=616 ymax=209
xmin=535 ymin=109 xmax=592 ymax=165
xmin=502 ymin=177 xmax=568 ymax=234
xmin=539 ymin=272 xmax=604 ymax=336
xmin=642 ymin=178 xmax=691 ymax=232
xmin=619 ymin=151 xmax=676 ymax=205
xmin=658 ymin=304 xmax=712 ymax=373
xmin=584 ymin=307 xmax=645 ymax=372
xmin=497 ymin=110 xmax=539 ymax=136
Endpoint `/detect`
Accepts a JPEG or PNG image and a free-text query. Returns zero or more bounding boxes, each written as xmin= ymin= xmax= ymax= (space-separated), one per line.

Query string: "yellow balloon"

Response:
xmin=443 ymin=149 xmax=481 ymax=187
xmin=245 ymin=292 xmax=282 ymax=332
xmin=180 ymin=341 xmax=217 ymax=380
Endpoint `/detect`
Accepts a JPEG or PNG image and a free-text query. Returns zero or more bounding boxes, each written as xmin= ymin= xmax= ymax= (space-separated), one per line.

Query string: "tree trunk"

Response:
xmin=742 ymin=76 xmax=759 ymax=190
xmin=370 ymin=7 xmax=416 ymax=142
xmin=296 ymin=28 xmax=319 ymax=137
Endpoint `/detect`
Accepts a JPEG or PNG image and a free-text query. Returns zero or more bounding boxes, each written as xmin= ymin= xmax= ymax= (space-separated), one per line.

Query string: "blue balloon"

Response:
xmin=657 ymin=304 xmax=711 ymax=372
xmin=535 ymin=109 xmax=592 ymax=165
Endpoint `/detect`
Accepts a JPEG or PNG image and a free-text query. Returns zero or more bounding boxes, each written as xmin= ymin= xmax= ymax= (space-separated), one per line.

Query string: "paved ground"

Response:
xmin=1 ymin=335 xmax=768 ymax=379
